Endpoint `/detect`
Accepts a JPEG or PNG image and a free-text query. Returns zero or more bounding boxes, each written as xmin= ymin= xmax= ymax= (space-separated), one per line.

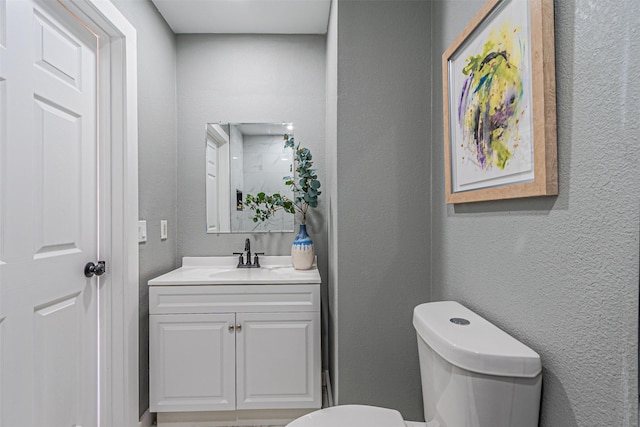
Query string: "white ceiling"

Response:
xmin=151 ymin=0 xmax=332 ymax=34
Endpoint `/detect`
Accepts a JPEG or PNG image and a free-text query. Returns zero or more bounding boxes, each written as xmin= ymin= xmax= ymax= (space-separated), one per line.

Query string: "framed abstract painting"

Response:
xmin=443 ymin=0 xmax=557 ymax=204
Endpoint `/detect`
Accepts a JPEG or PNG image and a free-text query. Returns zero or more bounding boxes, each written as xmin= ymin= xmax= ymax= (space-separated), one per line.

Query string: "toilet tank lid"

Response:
xmin=413 ymin=301 xmax=541 ymax=378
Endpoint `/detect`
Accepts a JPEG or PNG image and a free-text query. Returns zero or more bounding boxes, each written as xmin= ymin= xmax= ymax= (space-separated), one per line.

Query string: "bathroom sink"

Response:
xmin=148 ymin=256 xmax=320 ymax=285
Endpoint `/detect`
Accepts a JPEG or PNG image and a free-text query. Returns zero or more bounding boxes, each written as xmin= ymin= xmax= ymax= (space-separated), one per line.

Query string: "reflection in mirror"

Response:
xmin=206 ymin=123 xmax=295 ymax=233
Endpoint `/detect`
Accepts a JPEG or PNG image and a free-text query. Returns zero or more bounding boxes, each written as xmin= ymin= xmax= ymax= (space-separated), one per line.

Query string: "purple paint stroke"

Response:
xmin=490 ymin=90 xmax=519 ymax=130
xmin=458 ymin=75 xmax=472 ymax=122
xmin=470 ymin=105 xmax=488 ymax=169
xmin=479 ymin=101 xmax=492 ymax=169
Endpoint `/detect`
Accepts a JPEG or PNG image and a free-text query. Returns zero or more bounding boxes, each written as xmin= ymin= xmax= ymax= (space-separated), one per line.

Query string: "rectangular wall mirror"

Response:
xmin=206 ymin=122 xmax=295 ymax=233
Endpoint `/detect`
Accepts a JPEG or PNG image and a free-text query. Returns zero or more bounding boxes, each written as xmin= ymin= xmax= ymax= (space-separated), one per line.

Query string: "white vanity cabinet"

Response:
xmin=148 ymin=260 xmax=322 ymax=427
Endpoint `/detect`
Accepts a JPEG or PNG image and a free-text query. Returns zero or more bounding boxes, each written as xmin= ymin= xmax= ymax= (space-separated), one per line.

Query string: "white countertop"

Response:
xmin=148 ymin=256 xmax=321 ymax=286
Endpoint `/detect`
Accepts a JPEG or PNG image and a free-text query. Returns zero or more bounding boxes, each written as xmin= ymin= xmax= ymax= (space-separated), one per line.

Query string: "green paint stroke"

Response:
xmin=458 ymin=22 xmax=525 ymax=171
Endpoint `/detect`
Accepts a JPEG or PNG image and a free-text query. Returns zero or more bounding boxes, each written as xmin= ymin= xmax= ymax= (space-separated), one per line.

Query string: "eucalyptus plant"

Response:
xmin=244 ymin=134 xmax=321 ymax=225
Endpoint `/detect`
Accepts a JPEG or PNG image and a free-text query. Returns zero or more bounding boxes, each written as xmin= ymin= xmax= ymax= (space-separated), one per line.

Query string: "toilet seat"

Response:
xmin=287 ymin=405 xmax=406 ymax=427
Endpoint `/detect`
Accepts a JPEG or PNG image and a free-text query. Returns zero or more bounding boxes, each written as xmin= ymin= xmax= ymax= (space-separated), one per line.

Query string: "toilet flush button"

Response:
xmin=450 ymin=318 xmax=470 ymax=326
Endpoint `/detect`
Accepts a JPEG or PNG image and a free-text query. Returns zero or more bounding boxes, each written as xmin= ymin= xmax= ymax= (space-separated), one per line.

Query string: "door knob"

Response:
xmin=236 ymin=324 xmax=242 ymax=332
xmin=228 ymin=324 xmax=235 ymax=332
xmin=84 ymin=261 xmax=106 ymax=278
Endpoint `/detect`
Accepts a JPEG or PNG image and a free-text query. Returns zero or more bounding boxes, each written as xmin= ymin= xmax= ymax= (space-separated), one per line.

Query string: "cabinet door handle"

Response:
xmin=236 ymin=324 xmax=242 ymax=332
xmin=228 ymin=324 xmax=235 ymax=332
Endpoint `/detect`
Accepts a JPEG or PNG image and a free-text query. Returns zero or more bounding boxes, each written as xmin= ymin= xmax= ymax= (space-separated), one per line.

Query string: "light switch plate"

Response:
xmin=138 ymin=220 xmax=147 ymax=243
xmin=161 ymin=220 xmax=168 ymax=240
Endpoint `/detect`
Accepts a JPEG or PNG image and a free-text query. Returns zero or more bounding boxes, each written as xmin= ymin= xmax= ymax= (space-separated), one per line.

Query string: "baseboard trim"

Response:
xmin=156 ymin=408 xmax=313 ymax=427
xmin=139 ymin=408 xmax=156 ymax=427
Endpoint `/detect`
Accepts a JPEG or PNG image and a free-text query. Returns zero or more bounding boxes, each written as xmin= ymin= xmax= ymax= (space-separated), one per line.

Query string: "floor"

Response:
xmin=148 ymin=379 xmax=426 ymax=427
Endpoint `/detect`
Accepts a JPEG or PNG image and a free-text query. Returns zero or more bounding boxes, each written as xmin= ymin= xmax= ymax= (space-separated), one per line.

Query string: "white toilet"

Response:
xmin=288 ymin=301 xmax=542 ymax=427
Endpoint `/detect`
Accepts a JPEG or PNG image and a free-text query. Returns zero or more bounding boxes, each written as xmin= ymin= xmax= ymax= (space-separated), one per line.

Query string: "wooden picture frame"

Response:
xmin=443 ymin=0 xmax=557 ymax=204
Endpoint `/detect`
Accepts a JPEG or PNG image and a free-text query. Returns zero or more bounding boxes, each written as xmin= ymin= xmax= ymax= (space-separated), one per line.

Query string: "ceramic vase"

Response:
xmin=291 ymin=224 xmax=314 ymax=270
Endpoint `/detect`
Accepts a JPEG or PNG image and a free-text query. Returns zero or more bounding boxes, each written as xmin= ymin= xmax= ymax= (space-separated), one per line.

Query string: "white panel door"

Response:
xmin=206 ymin=138 xmax=220 ymax=232
xmin=0 ymin=1 xmax=99 ymax=426
xmin=236 ymin=312 xmax=321 ymax=410
xmin=150 ymin=313 xmax=237 ymax=412
xmin=205 ymin=124 xmax=230 ymax=233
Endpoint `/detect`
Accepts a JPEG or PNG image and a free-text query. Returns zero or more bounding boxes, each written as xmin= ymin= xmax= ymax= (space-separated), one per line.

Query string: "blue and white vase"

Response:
xmin=291 ymin=224 xmax=314 ymax=270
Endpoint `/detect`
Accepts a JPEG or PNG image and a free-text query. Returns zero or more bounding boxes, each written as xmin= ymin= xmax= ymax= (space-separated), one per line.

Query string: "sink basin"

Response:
xmin=148 ymin=256 xmax=320 ymax=285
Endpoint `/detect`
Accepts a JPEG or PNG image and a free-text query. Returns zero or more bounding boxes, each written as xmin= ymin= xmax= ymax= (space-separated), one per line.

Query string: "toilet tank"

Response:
xmin=413 ymin=301 xmax=542 ymax=427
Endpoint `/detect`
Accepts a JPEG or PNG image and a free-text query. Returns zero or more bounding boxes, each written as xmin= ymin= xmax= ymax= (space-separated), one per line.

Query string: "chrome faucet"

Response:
xmin=233 ymin=238 xmax=263 ymax=268
xmin=244 ymin=238 xmax=251 ymax=265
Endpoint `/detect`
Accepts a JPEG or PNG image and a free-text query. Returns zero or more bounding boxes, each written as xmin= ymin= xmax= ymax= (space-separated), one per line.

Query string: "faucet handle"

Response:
xmin=253 ymin=252 xmax=265 ymax=267
xmin=232 ymin=252 xmax=244 ymax=266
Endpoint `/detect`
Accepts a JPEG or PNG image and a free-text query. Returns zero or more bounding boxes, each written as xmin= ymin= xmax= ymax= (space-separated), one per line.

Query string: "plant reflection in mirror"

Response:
xmin=244 ymin=134 xmax=321 ymax=225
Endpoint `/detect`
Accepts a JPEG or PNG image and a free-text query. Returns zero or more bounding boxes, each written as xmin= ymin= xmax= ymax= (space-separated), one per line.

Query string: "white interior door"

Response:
xmin=0 ymin=0 xmax=99 ymax=426
xmin=206 ymin=137 xmax=220 ymax=232
xmin=206 ymin=124 xmax=230 ymax=233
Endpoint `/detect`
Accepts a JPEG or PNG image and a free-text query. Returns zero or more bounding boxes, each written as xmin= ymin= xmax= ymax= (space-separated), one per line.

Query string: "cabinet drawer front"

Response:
xmin=149 ymin=284 xmax=320 ymax=314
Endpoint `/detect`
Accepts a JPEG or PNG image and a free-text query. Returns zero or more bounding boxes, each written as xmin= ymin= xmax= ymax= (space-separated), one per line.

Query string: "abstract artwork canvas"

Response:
xmin=443 ymin=0 xmax=557 ymax=204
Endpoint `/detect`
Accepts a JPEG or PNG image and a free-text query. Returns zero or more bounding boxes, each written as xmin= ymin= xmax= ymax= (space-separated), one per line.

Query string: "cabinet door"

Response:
xmin=236 ymin=312 xmax=321 ymax=410
xmin=150 ymin=313 xmax=236 ymax=412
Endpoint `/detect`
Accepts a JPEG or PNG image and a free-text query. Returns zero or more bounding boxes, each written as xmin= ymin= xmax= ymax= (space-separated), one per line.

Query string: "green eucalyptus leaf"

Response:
xmin=276 ymin=139 xmax=322 ymax=218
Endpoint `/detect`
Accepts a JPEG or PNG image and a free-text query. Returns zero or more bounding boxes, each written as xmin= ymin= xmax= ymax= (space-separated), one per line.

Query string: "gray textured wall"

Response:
xmin=175 ymin=35 xmax=328 ymax=364
xmin=325 ymin=0 xmax=339 ymax=405
xmin=110 ymin=0 xmax=178 ymax=418
xmin=111 ymin=1 xmax=640 ymax=424
xmin=334 ymin=1 xmax=431 ymax=420
xmin=430 ymin=1 xmax=639 ymax=426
